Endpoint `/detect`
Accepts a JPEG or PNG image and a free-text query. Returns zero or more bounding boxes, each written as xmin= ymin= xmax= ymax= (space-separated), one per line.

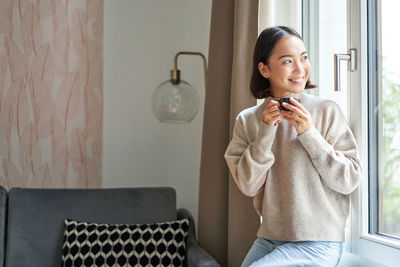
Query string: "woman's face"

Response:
xmin=259 ymin=36 xmax=311 ymax=98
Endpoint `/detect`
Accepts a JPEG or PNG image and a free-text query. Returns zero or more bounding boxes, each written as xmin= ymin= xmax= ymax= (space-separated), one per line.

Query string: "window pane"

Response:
xmin=302 ymin=0 xmax=348 ymax=113
xmin=378 ymin=0 xmax=400 ymax=238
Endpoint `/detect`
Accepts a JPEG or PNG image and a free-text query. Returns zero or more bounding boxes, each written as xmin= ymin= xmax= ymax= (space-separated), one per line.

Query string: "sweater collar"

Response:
xmin=263 ymin=92 xmax=304 ymax=105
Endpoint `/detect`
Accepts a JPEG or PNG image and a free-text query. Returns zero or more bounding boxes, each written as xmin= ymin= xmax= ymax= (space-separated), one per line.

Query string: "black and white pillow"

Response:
xmin=61 ymin=218 xmax=189 ymax=267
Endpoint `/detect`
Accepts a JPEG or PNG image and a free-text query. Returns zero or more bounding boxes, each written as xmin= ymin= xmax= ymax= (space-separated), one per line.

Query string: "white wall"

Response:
xmin=103 ymin=0 xmax=212 ymax=226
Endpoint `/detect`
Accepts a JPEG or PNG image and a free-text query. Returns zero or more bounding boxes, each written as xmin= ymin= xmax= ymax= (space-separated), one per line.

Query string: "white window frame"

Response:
xmin=260 ymin=1 xmax=400 ymax=264
xmin=349 ymin=0 xmax=400 ymax=265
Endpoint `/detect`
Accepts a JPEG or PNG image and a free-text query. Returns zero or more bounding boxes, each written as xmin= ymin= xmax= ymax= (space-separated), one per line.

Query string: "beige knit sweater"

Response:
xmin=225 ymin=92 xmax=362 ymax=242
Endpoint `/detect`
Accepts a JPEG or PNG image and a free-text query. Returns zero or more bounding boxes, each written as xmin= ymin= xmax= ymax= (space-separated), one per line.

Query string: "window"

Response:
xmin=303 ymin=0 xmax=400 ymax=265
xmin=368 ymin=0 xmax=400 ymax=240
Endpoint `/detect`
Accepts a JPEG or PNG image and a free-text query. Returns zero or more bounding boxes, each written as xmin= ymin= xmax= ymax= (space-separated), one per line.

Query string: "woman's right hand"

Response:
xmin=262 ymin=100 xmax=282 ymax=126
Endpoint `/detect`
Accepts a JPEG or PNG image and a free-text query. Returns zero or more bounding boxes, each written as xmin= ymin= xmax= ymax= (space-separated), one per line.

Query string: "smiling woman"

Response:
xmin=250 ymin=26 xmax=316 ymax=100
xmin=257 ymin=37 xmax=311 ymax=98
xmin=225 ymin=26 xmax=362 ymax=267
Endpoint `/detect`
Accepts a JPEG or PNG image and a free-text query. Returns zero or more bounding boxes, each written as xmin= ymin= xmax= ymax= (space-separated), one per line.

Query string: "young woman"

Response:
xmin=224 ymin=26 xmax=362 ymax=267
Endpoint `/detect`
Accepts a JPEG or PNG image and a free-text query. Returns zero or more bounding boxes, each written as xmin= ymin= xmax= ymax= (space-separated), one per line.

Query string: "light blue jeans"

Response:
xmin=241 ymin=238 xmax=343 ymax=267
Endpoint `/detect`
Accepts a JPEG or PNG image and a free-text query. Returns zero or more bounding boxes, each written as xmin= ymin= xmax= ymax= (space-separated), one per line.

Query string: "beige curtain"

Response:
xmin=198 ymin=0 xmax=259 ymax=266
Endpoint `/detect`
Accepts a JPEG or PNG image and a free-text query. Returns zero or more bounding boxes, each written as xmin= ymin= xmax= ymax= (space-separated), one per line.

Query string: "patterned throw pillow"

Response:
xmin=61 ymin=218 xmax=190 ymax=267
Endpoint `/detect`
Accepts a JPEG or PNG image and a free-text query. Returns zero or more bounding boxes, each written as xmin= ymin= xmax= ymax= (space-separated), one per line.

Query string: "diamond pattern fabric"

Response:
xmin=61 ymin=218 xmax=189 ymax=267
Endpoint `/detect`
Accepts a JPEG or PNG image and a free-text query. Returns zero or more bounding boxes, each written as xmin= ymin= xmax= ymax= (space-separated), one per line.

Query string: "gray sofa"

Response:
xmin=0 ymin=186 xmax=219 ymax=267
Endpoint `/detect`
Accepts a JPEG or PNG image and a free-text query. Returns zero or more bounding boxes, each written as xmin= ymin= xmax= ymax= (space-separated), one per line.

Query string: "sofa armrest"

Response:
xmin=186 ymin=240 xmax=221 ymax=267
xmin=177 ymin=208 xmax=196 ymax=240
xmin=0 ymin=186 xmax=6 ymax=267
xmin=177 ymin=209 xmax=220 ymax=267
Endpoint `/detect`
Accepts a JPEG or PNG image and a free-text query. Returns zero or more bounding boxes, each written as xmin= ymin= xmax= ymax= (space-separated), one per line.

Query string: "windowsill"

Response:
xmin=339 ymin=252 xmax=389 ymax=267
xmin=360 ymin=233 xmax=400 ymax=250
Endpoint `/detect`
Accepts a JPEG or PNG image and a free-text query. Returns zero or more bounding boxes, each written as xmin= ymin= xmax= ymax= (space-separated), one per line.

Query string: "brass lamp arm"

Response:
xmin=170 ymin=51 xmax=207 ymax=86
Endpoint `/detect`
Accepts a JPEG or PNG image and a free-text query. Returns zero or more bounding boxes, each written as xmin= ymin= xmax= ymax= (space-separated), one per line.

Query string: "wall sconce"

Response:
xmin=152 ymin=51 xmax=207 ymax=124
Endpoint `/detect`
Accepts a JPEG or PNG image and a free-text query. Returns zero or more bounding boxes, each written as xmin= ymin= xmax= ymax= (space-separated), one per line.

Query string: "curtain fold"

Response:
xmin=198 ymin=0 xmax=259 ymax=266
xmin=228 ymin=1 xmax=260 ymax=266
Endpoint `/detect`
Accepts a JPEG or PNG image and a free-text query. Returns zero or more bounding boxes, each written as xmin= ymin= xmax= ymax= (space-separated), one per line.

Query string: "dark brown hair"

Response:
xmin=250 ymin=26 xmax=317 ymax=99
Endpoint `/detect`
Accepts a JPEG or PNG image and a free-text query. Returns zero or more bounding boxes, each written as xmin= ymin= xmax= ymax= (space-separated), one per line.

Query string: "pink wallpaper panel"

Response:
xmin=0 ymin=0 xmax=103 ymax=189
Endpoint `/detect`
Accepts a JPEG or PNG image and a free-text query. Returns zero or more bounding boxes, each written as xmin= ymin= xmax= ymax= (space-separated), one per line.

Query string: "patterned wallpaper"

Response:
xmin=0 ymin=0 xmax=103 ymax=188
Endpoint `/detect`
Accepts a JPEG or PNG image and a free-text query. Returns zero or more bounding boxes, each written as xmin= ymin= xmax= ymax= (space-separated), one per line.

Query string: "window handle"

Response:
xmin=334 ymin=48 xmax=357 ymax=91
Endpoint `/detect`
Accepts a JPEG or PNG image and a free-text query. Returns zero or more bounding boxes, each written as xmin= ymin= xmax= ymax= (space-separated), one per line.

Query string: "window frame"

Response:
xmin=302 ymin=0 xmax=400 ymax=265
xmin=367 ymin=0 xmax=380 ymax=236
xmin=367 ymin=0 xmax=400 ymax=242
xmin=349 ymin=0 xmax=400 ymax=265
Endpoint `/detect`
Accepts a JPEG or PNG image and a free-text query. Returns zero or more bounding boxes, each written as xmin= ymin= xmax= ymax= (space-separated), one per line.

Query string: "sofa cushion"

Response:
xmin=61 ymin=218 xmax=189 ymax=267
xmin=0 ymin=186 xmax=6 ymax=267
xmin=6 ymin=187 xmax=177 ymax=267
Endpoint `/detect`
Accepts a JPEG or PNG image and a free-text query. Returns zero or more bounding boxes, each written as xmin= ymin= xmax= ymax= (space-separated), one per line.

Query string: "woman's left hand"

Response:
xmin=281 ymin=97 xmax=312 ymax=135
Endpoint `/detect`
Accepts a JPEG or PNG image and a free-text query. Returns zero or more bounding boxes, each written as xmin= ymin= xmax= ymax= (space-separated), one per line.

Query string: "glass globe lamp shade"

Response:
xmin=152 ymin=80 xmax=200 ymax=123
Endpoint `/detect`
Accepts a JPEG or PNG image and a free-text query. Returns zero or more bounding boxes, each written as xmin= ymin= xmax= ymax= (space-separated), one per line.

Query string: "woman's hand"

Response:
xmin=262 ymin=100 xmax=282 ymax=126
xmin=281 ymin=97 xmax=312 ymax=135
